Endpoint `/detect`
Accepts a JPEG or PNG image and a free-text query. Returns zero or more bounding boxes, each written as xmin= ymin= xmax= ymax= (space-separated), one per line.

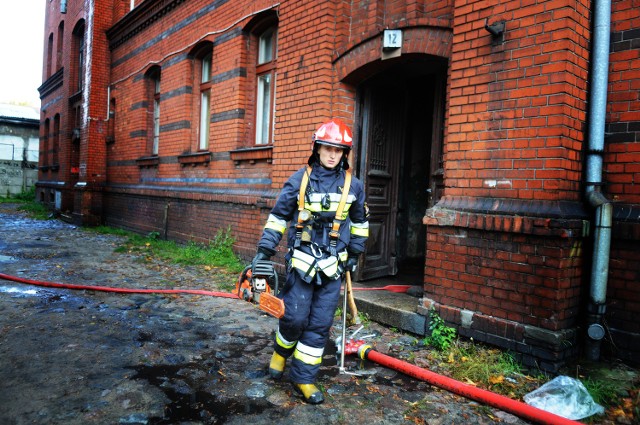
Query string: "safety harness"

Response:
xmin=292 ymin=165 xmax=352 ymax=283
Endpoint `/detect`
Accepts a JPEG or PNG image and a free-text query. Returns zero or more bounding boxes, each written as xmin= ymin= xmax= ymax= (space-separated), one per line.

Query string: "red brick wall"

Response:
xmin=446 ymin=0 xmax=590 ymax=202
xmin=425 ymin=217 xmax=584 ymax=331
xmin=608 ymin=0 xmax=640 ymax=205
xmin=424 ymin=203 xmax=587 ymax=370
xmin=603 ymin=0 xmax=640 ymax=363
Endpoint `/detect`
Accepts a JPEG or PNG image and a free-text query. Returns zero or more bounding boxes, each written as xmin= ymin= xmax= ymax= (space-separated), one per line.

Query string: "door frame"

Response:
xmin=352 ymin=58 xmax=447 ymax=281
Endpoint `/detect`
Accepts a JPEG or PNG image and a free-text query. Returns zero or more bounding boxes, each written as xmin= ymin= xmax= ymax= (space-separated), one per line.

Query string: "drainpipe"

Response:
xmin=584 ymin=0 xmax=612 ymax=361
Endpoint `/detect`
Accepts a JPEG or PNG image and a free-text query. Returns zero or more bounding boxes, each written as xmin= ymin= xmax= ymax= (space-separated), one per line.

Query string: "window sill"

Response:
xmin=136 ymin=156 xmax=160 ymax=168
xmin=178 ymin=151 xmax=211 ymax=167
xmin=229 ymin=145 xmax=273 ymax=165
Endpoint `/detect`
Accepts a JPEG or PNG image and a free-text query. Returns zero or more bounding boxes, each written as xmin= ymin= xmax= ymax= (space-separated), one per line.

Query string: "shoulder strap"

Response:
xmin=330 ymin=170 xmax=352 ymax=237
xmin=298 ymin=165 xmax=312 ymax=223
xmin=335 ymin=170 xmax=352 ymax=222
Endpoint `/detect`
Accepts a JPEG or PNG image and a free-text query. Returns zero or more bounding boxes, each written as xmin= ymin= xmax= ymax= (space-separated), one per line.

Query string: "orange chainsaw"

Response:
xmin=234 ymin=260 xmax=285 ymax=318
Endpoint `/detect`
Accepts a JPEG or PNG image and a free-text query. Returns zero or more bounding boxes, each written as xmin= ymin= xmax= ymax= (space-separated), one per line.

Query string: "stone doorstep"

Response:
xmin=350 ymin=283 xmax=428 ymax=336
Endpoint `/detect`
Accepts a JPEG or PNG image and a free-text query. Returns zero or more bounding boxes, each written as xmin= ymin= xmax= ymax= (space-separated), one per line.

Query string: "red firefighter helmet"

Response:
xmin=312 ymin=118 xmax=353 ymax=151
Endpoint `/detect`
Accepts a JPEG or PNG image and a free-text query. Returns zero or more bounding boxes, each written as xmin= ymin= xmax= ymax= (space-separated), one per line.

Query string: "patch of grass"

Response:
xmin=90 ymin=225 xmax=244 ymax=274
xmin=0 ymin=189 xmax=52 ymax=220
xmin=17 ymin=202 xmax=52 ymax=220
xmin=423 ymin=338 xmax=544 ymax=400
xmin=453 ymin=345 xmax=520 ymax=384
xmin=90 ymin=225 xmax=131 ymax=237
xmin=0 ymin=188 xmax=36 ymax=203
xmin=582 ymin=376 xmax=620 ymax=407
xmin=13 ymin=188 xmax=37 ymax=202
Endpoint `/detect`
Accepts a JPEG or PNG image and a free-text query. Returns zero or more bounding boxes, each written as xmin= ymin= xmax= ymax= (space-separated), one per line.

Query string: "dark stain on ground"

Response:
xmin=130 ymin=361 xmax=270 ymax=424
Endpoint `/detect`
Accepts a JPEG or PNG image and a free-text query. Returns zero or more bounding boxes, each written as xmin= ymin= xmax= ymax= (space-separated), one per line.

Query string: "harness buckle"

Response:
xmin=310 ymin=243 xmax=323 ymax=259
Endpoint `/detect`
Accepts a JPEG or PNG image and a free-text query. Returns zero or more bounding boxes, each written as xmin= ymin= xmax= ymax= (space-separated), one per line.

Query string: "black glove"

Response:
xmin=252 ymin=248 xmax=273 ymax=272
xmin=345 ymin=256 xmax=359 ymax=273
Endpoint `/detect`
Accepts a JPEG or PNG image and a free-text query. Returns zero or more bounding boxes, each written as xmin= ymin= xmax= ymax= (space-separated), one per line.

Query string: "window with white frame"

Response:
xmin=255 ymin=26 xmax=276 ymax=145
xmin=145 ymin=67 xmax=161 ymax=156
xmin=199 ymin=52 xmax=212 ymax=150
xmin=152 ymin=75 xmax=160 ymax=155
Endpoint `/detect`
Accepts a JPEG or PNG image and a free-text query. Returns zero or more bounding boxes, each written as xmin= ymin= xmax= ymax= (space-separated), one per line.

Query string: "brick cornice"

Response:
xmin=434 ymin=196 xmax=587 ymax=219
xmin=106 ymin=0 xmax=187 ymax=49
xmin=423 ymin=196 xmax=588 ymax=238
xmin=38 ymin=68 xmax=64 ymax=99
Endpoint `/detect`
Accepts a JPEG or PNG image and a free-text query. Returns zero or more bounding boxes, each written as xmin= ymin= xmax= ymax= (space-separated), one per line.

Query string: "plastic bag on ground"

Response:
xmin=523 ymin=375 xmax=605 ymax=420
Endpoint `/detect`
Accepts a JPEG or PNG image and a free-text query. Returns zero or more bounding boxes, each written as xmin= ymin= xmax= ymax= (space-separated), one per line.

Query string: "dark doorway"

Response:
xmin=354 ymin=57 xmax=446 ymax=284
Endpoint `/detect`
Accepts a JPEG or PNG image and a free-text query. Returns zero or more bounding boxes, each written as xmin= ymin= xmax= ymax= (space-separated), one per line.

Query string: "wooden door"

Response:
xmin=357 ymin=85 xmax=405 ymax=280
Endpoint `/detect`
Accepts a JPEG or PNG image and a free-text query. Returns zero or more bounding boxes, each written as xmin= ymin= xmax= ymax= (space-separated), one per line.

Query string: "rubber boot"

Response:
xmin=293 ymin=383 xmax=324 ymax=404
xmin=269 ymin=352 xmax=286 ymax=379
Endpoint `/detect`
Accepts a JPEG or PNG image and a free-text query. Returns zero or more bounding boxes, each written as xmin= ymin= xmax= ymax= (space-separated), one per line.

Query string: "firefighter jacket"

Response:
xmin=258 ymin=163 xmax=369 ymax=284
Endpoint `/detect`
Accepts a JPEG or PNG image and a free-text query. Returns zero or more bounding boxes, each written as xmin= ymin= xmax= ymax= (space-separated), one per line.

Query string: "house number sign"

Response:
xmin=383 ymin=29 xmax=402 ymax=49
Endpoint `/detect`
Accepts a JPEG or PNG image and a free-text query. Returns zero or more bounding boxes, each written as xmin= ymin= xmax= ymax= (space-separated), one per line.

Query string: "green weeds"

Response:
xmin=88 ymin=226 xmax=244 ymax=274
xmin=0 ymin=188 xmax=51 ymax=220
xmin=423 ymin=309 xmax=457 ymax=351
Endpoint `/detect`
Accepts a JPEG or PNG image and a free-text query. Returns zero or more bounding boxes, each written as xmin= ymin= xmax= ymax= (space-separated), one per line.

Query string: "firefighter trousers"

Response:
xmin=273 ymin=270 xmax=342 ymax=384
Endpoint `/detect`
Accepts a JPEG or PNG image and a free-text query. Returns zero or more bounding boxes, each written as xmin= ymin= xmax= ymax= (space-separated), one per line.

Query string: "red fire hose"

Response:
xmin=0 ymin=272 xmax=239 ymax=299
xmin=346 ymin=342 xmax=584 ymax=425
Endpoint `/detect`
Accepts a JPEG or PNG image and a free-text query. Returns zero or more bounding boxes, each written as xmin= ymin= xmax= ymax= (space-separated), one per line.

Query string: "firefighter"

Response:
xmin=253 ymin=118 xmax=369 ymax=404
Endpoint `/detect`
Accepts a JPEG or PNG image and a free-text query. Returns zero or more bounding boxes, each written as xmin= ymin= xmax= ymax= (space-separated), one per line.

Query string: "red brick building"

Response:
xmin=38 ymin=0 xmax=639 ymax=371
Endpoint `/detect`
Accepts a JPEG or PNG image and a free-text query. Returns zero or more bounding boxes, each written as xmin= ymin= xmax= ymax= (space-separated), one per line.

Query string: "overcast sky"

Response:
xmin=0 ymin=0 xmax=46 ymax=108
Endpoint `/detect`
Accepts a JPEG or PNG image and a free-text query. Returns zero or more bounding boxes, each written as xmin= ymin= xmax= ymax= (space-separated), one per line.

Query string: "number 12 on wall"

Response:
xmin=383 ymin=29 xmax=402 ymax=49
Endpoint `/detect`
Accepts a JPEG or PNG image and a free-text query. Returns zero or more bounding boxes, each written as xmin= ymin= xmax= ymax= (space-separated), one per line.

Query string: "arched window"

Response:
xmin=254 ymin=25 xmax=277 ymax=145
xmin=47 ymin=33 xmax=53 ymax=78
xmin=145 ymin=66 xmax=161 ymax=155
xmin=188 ymin=42 xmax=213 ymax=152
xmin=42 ymin=118 xmax=50 ymax=167
xmin=56 ymin=22 xmax=64 ymax=71
xmin=53 ymin=114 xmax=60 ymax=167
xmin=198 ymin=52 xmax=212 ymax=150
xmin=72 ymin=20 xmax=85 ymax=93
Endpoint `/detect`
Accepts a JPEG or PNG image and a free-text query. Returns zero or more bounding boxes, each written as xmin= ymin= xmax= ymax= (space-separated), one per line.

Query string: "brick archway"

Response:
xmin=334 ymin=27 xmax=452 ymax=84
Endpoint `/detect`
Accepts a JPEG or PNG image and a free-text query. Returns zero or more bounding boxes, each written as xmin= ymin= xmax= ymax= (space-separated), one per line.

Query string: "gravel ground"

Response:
xmin=0 ymin=203 xmax=585 ymax=424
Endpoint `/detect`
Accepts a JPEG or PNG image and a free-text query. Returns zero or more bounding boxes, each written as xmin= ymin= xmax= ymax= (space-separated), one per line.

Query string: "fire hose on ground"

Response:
xmin=0 ymin=272 xmax=240 ymax=299
xmin=342 ymin=339 xmax=583 ymax=425
xmin=0 ymin=271 xmax=582 ymax=424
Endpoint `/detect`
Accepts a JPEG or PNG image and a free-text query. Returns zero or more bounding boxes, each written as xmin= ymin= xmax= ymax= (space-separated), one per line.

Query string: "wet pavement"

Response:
xmin=0 ymin=203 xmax=535 ymax=424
